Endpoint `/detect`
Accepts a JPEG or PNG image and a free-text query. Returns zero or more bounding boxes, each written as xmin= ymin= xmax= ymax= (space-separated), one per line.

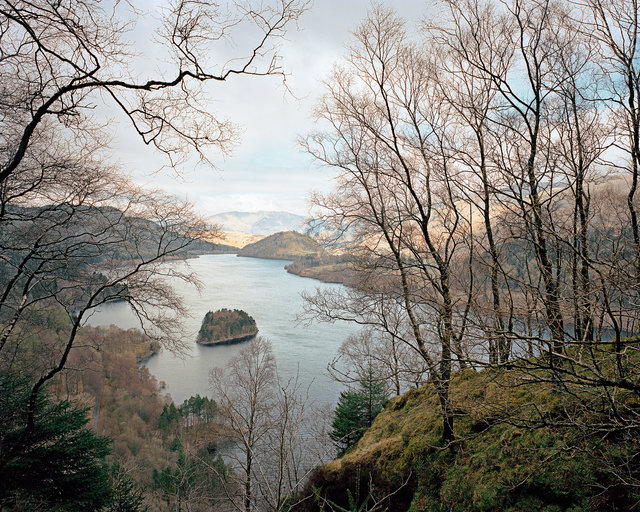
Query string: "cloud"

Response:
xmin=109 ymin=0 xmax=430 ymax=214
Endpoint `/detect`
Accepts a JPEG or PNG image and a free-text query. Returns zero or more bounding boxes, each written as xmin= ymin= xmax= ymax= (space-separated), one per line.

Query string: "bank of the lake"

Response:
xmin=86 ymin=254 xmax=358 ymax=405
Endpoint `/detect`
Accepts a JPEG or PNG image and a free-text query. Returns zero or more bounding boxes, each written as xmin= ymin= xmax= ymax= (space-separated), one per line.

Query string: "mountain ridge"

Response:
xmin=209 ymin=210 xmax=306 ymax=235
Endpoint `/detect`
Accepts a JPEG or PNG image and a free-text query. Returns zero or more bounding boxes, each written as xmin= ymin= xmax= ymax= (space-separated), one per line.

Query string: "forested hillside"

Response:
xmin=0 ymin=312 xmax=229 ymax=510
xmin=284 ymin=253 xmax=357 ymax=285
xmin=237 ymin=230 xmax=323 ymax=260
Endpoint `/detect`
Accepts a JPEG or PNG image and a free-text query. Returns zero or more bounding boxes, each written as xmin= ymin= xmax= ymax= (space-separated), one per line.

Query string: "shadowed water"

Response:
xmin=86 ymin=254 xmax=357 ymax=405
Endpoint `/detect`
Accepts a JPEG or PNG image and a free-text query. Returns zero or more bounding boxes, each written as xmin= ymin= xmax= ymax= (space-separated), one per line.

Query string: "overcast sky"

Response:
xmin=112 ymin=1 xmax=434 ymax=217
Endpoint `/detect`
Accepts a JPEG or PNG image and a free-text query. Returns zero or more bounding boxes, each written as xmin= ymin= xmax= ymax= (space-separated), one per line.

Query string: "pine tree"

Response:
xmin=0 ymin=374 xmax=113 ymax=510
xmin=153 ymin=442 xmax=229 ymax=509
xmin=104 ymin=462 xmax=147 ymax=512
xmin=158 ymin=403 xmax=180 ymax=430
xmin=359 ymin=369 xmax=388 ymax=427
xmin=329 ymin=373 xmax=388 ymax=455
xmin=330 ymin=390 xmax=365 ymax=455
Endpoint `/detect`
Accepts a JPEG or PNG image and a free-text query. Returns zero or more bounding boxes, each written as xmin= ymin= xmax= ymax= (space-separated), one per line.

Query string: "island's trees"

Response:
xmin=197 ymin=309 xmax=258 ymax=344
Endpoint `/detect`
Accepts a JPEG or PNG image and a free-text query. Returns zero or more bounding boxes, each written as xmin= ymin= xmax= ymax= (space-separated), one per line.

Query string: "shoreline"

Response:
xmin=197 ymin=330 xmax=259 ymax=346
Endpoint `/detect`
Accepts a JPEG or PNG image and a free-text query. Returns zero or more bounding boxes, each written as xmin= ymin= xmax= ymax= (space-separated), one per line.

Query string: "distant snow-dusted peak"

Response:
xmin=209 ymin=211 xmax=306 ymax=235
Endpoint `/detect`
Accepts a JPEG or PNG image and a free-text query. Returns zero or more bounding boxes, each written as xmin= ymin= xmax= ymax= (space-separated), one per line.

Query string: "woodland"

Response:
xmin=1 ymin=0 xmax=640 ymax=511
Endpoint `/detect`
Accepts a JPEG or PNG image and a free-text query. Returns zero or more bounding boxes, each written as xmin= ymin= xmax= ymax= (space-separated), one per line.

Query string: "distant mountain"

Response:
xmin=237 ymin=231 xmax=322 ymax=261
xmin=209 ymin=211 xmax=306 ymax=235
xmin=217 ymin=231 xmax=265 ymax=249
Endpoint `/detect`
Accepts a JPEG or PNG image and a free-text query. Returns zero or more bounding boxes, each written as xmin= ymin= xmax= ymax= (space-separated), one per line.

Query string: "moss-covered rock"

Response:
xmin=297 ymin=367 xmax=640 ymax=512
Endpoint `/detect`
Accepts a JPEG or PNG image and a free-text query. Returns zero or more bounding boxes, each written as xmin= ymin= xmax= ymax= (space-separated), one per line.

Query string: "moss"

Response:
xmin=297 ymin=361 xmax=640 ymax=512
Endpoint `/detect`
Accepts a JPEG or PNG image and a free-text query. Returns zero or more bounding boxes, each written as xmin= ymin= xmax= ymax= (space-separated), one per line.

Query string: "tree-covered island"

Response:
xmin=196 ymin=309 xmax=258 ymax=345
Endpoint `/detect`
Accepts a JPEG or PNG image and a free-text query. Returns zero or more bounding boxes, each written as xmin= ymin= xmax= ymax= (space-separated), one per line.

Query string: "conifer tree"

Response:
xmin=329 ymin=373 xmax=388 ymax=455
xmin=0 ymin=375 xmax=112 ymax=510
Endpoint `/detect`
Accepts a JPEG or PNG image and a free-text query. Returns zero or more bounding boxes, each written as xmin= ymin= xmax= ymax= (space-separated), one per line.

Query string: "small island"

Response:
xmin=196 ymin=308 xmax=258 ymax=345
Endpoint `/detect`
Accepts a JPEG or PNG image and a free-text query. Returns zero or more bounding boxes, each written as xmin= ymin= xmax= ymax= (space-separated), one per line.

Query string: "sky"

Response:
xmin=111 ymin=0 xmax=433 ymax=217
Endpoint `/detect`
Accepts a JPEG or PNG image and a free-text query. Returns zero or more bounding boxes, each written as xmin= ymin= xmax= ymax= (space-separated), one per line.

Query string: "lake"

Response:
xmin=85 ymin=254 xmax=357 ymax=406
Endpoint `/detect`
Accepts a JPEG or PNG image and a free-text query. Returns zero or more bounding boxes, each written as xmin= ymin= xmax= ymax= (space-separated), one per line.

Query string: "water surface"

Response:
xmin=86 ymin=254 xmax=356 ymax=405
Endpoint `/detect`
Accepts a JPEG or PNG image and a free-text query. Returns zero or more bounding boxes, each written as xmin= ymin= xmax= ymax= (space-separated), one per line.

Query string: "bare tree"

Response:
xmin=0 ymin=162 xmax=213 ymax=475
xmin=328 ymin=328 xmax=428 ymax=397
xmin=302 ymin=5 xmax=478 ymax=443
xmin=426 ymin=0 xmax=515 ymax=365
xmin=303 ymin=0 xmax=640 ymax=459
xmin=210 ymin=337 xmax=316 ymax=512
xmin=0 ymin=0 xmax=308 ymax=184
xmin=583 ymin=0 xmax=640 ymax=279
xmin=0 ymin=0 xmax=308 ymax=489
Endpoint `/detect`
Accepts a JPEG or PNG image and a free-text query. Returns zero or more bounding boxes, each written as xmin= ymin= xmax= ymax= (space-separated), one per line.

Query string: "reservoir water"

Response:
xmin=86 ymin=254 xmax=357 ymax=406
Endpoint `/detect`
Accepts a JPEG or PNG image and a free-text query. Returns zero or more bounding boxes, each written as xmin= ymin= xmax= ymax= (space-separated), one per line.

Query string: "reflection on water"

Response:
xmin=86 ymin=254 xmax=357 ymax=405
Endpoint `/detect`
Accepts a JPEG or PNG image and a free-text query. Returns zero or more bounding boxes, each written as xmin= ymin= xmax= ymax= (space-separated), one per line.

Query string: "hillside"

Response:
xmin=2 ymin=204 xmax=236 ymax=263
xmin=209 ymin=211 xmax=306 ymax=235
xmin=237 ymin=231 xmax=323 ymax=261
xmin=3 ymin=310 xmax=231 ymax=509
xmin=235 ymin=230 xmax=358 ymax=284
xmin=284 ymin=253 xmax=358 ymax=285
xmin=297 ymin=363 xmax=640 ymax=511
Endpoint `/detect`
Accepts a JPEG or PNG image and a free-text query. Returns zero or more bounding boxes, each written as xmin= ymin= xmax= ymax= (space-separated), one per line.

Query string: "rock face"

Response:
xmin=196 ymin=309 xmax=258 ymax=345
xmin=237 ymin=230 xmax=323 ymax=261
